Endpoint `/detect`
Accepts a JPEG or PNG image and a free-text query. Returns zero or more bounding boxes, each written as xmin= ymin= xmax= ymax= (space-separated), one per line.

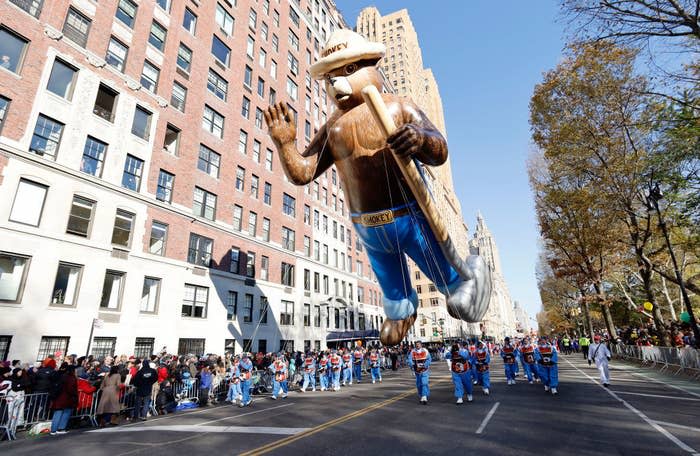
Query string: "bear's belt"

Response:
xmin=351 ymin=207 xmax=411 ymax=226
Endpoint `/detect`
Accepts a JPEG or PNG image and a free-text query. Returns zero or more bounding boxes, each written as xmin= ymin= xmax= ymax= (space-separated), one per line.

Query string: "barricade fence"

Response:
xmin=611 ymin=344 xmax=700 ymax=379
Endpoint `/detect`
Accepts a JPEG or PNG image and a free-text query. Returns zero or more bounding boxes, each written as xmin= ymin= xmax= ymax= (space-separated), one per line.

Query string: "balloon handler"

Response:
xmin=265 ymin=29 xmax=492 ymax=346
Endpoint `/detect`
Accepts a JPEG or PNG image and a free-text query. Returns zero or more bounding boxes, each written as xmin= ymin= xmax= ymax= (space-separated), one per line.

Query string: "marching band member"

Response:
xmin=330 ymin=349 xmax=342 ymax=391
xmin=535 ymin=336 xmax=559 ymax=395
xmin=342 ymin=348 xmax=353 ymax=386
xmin=353 ymin=346 xmax=364 ymax=383
xmin=226 ymin=355 xmax=242 ymax=404
xmin=408 ymin=341 xmax=431 ymax=404
xmin=269 ymin=353 xmax=289 ymax=399
xmin=301 ymin=352 xmax=317 ymax=392
xmin=318 ymin=352 xmax=329 ymax=391
xmin=445 ymin=343 xmax=473 ymax=404
xmin=238 ymin=354 xmax=254 ymax=407
xmin=369 ymin=348 xmax=382 ymax=383
xmin=501 ymin=337 xmax=517 ymax=385
xmin=474 ymin=340 xmax=491 ymax=395
xmin=587 ymin=335 xmax=612 ymax=387
xmin=519 ymin=337 xmax=537 ymax=384
xmin=468 ymin=340 xmax=478 ymax=384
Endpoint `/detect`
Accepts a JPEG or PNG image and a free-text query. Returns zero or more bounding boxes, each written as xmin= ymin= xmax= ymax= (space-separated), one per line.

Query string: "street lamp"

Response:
xmin=648 ymin=183 xmax=700 ymax=348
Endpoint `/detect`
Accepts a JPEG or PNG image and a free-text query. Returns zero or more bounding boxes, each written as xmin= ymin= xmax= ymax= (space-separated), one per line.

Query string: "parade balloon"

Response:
xmin=680 ymin=311 xmax=691 ymax=323
xmin=643 ymin=302 xmax=653 ymax=312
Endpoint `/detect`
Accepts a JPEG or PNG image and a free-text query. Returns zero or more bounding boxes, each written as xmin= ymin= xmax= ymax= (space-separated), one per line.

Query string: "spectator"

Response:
xmin=155 ymin=379 xmax=177 ymax=414
xmin=96 ymin=365 xmax=121 ymax=427
xmin=50 ymin=364 xmax=78 ymax=435
xmin=33 ymin=358 xmax=56 ymax=393
xmin=198 ymin=365 xmax=213 ymax=406
xmin=131 ymin=359 xmax=157 ymax=421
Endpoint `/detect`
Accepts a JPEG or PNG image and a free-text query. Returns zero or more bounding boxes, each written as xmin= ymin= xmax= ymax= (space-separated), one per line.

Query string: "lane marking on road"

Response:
xmin=565 ymin=358 xmax=699 ymax=455
xmin=92 ymin=424 xmax=309 ymax=435
xmin=239 ymin=378 xmax=451 ymax=456
xmin=612 ymin=365 xmax=700 ymax=399
xmin=198 ymin=403 xmax=295 ymax=425
xmin=475 ymin=402 xmax=500 ymax=435
xmin=653 ymin=421 xmax=700 ymax=434
xmin=614 ymin=391 xmax=700 ymax=401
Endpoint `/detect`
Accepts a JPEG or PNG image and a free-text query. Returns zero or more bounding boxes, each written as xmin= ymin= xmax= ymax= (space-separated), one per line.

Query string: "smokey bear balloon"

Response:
xmin=265 ymin=29 xmax=491 ymax=345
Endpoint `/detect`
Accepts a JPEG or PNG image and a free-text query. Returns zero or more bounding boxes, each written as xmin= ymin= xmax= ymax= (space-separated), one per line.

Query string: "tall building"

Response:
xmin=355 ymin=7 xmax=473 ymax=341
xmin=513 ymin=301 xmax=531 ymax=335
xmin=0 ymin=0 xmax=386 ymax=362
xmin=469 ymin=213 xmax=517 ymax=340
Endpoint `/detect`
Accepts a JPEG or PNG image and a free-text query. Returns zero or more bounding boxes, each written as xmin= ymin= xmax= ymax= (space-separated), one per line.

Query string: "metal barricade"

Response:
xmin=73 ymin=389 xmax=100 ymax=427
xmin=612 ymin=344 xmax=700 ymax=379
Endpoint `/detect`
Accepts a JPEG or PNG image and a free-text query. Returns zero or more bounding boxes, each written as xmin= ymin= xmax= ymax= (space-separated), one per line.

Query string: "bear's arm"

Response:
xmin=279 ymin=122 xmax=334 ymax=185
xmin=401 ymin=100 xmax=448 ymax=166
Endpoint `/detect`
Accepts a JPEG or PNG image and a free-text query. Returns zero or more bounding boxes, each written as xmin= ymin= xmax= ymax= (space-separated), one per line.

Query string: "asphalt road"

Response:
xmin=4 ymin=354 xmax=700 ymax=456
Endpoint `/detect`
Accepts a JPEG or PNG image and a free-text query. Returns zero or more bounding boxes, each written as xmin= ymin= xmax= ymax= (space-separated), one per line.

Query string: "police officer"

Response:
xmin=301 ymin=352 xmax=317 ymax=392
xmin=474 ymin=340 xmax=491 ymax=395
xmin=408 ymin=341 xmax=431 ymax=404
xmin=501 ymin=337 xmax=517 ymax=385
xmin=579 ymin=335 xmax=591 ymax=360
xmin=445 ymin=343 xmax=473 ymax=404
xmin=535 ymin=336 xmax=558 ymax=395
xmin=270 ymin=352 xmax=289 ymax=399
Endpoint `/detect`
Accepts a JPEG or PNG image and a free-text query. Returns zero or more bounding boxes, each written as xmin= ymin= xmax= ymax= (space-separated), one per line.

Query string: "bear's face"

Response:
xmin=325 ymin=62 xmax=382 ymax=111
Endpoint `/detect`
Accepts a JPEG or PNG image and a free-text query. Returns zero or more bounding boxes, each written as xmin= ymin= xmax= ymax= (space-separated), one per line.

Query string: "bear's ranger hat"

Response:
xmin=310 ymin=29 xmax=385 ymax=80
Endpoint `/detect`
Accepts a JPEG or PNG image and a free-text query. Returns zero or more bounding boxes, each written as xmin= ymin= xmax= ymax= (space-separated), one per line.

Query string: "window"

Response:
xmin=303 ymin=302 xmax=311 ymax=326
xmin=261 ymin=22 xmax=269 ymax=41
xmin=111 ymin=209 xmax=134 ymax=247
xmin=149 ymin=221 xmax=168 ymax=256
xmin=281 ymin=262 xmax=294 ymax=286
xmin=36 ymin=337 xmax=69 ymax=363
xmin=183 ymin=8 xmax=197 ymax=34
xmin=249 ymin=9 xmax=257 ymax=30
xmin=131 ymin=106 xmax=152 ymax=140
xmin=198 ymin=144 xmax=221 ymax=178
xmin=0 ymin=97 xmax=8 ymax=133
xmin=171 ymin=81 xmax=187 ymax=112
xmin=303 ymin=236 xmax=310 ymax=256
xmin=244 ymin=65 xmax=253 ymax=87
xmin=263 ymin=182 xmax=272 ymax=204
xmin=0 ymin=253 xmax=30 ymax=303
xmin=134 ymin=338 xmax=154 ymax=359
xmin=212 ymin=35 xmax=230 ymax=66
xmin=262 ymin=0 xmax=270 ymax=15
xmin=156 ymin=0 xmax=170 ymax=12
xmin=259 ymin=48 xmax=267 ymax=68
xmin=250 ymin=175 xmax=259 ymax=198
xmin=149 ymin=21 xmax=167 ymax=51
xmin=253 ymin=140 xmax=261 ymax=162
xmin=334 ymin=308 xmax=340 ymax=329
xmin=286 ymin=78 xmax=298 ymax=101
xmin=141 ymin=61 xmax=160 ymax=93
xmin=269 ymin=88 xmax=276 ymax=105
xmin=313 ymin=241 xmax=319 ymax=260
xmin=0 ymin=27 xmax=28 ymax=74
xmin=93 ymin=84 xmax=118 ymax=122
xmin=262 ymin=217 xmax=270 ymax=242
xmin=121 ymin=154 xmax=143 ymax=191
xmin=281 ymin=227 xmax=295 ymax=251
xmin=280 ymin=300 xmax=294 ymax=325
xmin=140 ymin=277 xmax=160 ymax=313
xmin=66 ymin=196 xmax=94 ymax=237
xmin=81 ymin=136 xmax=107 ymax=177
xmin=90 ymin=336 xmax=113 ymax=358
xmin=226 ymin=291 xmax=237 ymax=319
xmin=47 ymin=59 xmax=77 ymax=100
xmin=257 ymin=77 xmax=265 ymax=97
xmin=273 ymin=10 xmax=280 ymax=27
xmin=202 ymin=105 xmax=224 ymax=138
xmin=323 ymin=244 xmax=328 ymax=264
xmin=188 ymin=233 xmax=212 ymax=267
xmin=116 ymin=0 xmax=137 ymax=28
xmin=163 ymin=124 xmax=180 ymax=155
xmin=207 ymin=69 xmax=228 ymax=101
xmin=290 ymin=7 xmax=300 ymax=26
xmin=193 ymin=187 xmax=216 ymax=220
xmin=255 ymin=108 xmax=264 ymax=129
xmin=178 ymin=338 xmax=204 ymax=355
xmin=282 ymin=193 xmax=296 ymax=217
xmin=270 ymin=60 xmax=277 ymax=79
xmin=243 ymin=294 xmax=253 ymax=322
xmin=304 ymin=121 xmax=311 ymax=141
xmin=235 ymin=166 xmax=245 ymax=191
xmin=177 ymin=43 xmax=192 ymax=73
xmin=230 ymin=247 xmax=240 ymax=274
xmin=246 ymin=36 xmax=255 ymax=58
xmin=232 ymin=205 xmax=242 ymax=231
xmin=238 ymin=130 xmax=248 ymax=155
xmin=259 ymin=296 xmax=268 ymax=324
xmin=241 ymin=96 xmax=250 ymax=118
xmin=100 ymin=270 xmax=124 ymax=310
xmin=216 ymin=4 xmax=234 ymax=35
xmin=10 ymin=179 xmax=47 ymax=226
xmin=105 ymin=37 xmax=128 ymax=71
xmin=63 ymin=7 xmax=91 ymax=47
xmin=261 ymin=255 xmax=269 ymax=280
xmin=182 ymin=284 xmax=208 ymax=318
xmin=8 ymin=0 xmax=43 ymax=18
xmin=246 ymin=252 xmax=255 ymax=277
xmin=30 ymin=115 xmax=63 ymax=160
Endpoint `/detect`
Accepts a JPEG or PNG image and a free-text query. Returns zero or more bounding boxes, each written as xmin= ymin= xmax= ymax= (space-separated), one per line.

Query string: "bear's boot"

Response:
xmin=380 ymin=313 xmax=417 ymax=346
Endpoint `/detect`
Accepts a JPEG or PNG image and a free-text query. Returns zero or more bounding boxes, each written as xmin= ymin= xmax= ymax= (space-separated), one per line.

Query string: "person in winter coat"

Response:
xmin=96 ymin=366 xmax=122 ymax=426
xmin=155 ymin=379 xmax=177 ymax=414
xmin=33 ymin=358 xmax=56 ymax=393
xmin=50 ymin=364 xmax=78 ymax=435
xmin=131 ymin=360 xmax=158 ymax=421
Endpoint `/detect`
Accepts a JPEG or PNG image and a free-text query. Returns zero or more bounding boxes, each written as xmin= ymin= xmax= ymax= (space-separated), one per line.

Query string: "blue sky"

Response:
xmin=336 ymin=1 xmax=567 ymax=322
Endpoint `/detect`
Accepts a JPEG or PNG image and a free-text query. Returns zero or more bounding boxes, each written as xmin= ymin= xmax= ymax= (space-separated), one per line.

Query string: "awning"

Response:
xmin=325 ymin=329 xmax=380 ymax=342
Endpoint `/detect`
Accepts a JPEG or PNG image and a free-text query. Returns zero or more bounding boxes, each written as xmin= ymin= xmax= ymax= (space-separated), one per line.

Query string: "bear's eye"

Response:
xmin=344 ymin=63 xmax=358 ymax=75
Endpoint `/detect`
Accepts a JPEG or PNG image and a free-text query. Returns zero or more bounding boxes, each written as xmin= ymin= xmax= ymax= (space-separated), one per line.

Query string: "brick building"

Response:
xmin=0 ymin=0 xmax=385 ymax=362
